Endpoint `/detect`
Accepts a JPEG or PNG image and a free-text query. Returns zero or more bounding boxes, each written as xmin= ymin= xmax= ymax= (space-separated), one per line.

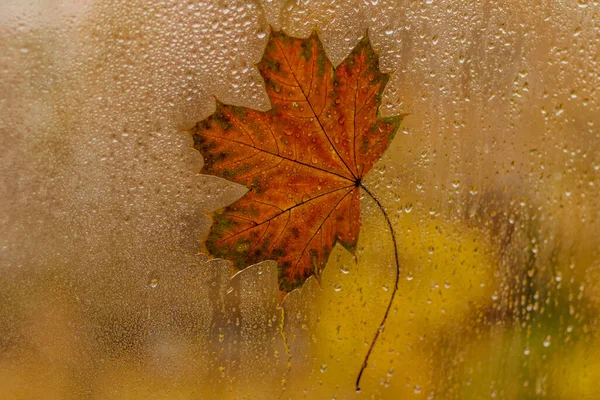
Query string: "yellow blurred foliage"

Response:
xmin=279 ymin=208 xmax=498 ymax=398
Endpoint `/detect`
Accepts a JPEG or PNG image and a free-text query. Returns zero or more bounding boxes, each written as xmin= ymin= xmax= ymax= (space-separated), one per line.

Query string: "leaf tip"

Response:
xmin=212 ymin=95 xmax=225 ymax=110
xmin=308 ymin=25 xmax=320 ymax=40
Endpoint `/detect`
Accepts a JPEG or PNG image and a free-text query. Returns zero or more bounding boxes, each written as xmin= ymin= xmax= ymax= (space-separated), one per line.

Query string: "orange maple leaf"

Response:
xmin=191 ymin=30 xmax=403 ymax=389
xmin=192 ymin=30 xmax=401 ymax=291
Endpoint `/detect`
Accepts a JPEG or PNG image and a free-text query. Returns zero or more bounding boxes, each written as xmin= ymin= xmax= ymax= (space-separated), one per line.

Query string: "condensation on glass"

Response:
xmin=1 ymin=0 xmax=598 ymax=398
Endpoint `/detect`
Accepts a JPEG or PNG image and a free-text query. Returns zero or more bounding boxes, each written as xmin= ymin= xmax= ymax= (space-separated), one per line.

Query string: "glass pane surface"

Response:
xmin=1 ymin=1 xmax=599 ymax=399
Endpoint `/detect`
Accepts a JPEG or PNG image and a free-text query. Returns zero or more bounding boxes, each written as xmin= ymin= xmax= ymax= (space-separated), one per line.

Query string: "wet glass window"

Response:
xmin=1 ymin=1 xmax=599 ymax=398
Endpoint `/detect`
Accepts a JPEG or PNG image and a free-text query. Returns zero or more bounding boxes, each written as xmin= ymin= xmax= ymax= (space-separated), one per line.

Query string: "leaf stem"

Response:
xmin=356 ymin=183 xmax=401 ymax=392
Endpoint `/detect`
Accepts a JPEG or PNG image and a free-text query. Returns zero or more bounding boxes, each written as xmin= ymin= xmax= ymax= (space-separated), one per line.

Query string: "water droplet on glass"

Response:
xmin=320 ymin=364 xmax=327 ymax=373
xmin=150 ymin=278 xmax=158 ymax=288
xmin=543 ymin=335 xmax=551 ymax=347
xmin=333 ymin=284 xmax=342 ymax=292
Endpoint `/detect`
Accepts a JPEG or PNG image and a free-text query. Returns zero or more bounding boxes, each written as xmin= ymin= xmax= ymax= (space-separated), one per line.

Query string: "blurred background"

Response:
xmin=1 ymin=0 xmax=599 ymax=398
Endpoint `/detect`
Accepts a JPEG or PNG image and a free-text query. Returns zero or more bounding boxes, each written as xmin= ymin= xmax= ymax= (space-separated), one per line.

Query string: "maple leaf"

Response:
xmin=191 ymin=30 xmax=401 ymax=293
